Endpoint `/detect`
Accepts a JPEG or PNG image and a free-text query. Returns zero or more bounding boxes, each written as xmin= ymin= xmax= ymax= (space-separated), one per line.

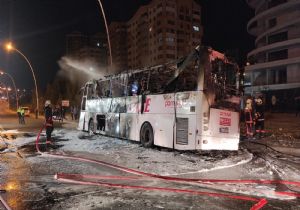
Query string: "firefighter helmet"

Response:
xmin=255 ymin=98 xmax=263 ymax=105
xmin=245 ymin=98 xmax=252 ymax=110
xmin=45 ymin=100 xmax=51 ymax=107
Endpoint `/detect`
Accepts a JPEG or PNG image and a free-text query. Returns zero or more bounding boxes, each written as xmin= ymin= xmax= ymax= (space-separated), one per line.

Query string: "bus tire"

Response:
xmin=88 ymin=119 xmax=95 ymax=135
xmin=140 ymin=122 xmax=154 ymax=148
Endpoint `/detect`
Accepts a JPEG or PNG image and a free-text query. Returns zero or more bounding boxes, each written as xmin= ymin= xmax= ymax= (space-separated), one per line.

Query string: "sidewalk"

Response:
xmin=252 ymin=112 xmax=300 ymax=155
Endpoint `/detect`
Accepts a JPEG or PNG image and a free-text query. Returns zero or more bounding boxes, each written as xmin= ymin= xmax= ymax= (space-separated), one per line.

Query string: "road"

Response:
xmin=0 ymin=108 xmax=300 ymax=210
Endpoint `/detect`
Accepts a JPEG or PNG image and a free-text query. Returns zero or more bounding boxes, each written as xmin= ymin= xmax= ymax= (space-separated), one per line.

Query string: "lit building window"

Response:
xmin=193 ymin=26 xmax=200 ymax=31
xmin=166 ymin=37 xmax=175 ymax=42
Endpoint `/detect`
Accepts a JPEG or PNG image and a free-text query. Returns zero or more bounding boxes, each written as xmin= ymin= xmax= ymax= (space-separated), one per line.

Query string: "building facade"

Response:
xmin=110 ymin=0 xmax=203 ymax=70
xmin=66 ymin=32 xmax=108 ymax=68
xmin=245 ymin=0 xmax=300 ymax=109
xmin=109 ymin=22 xmax=128 ymax=72
xmin=66 ymin=31 xmax=88 ymax=57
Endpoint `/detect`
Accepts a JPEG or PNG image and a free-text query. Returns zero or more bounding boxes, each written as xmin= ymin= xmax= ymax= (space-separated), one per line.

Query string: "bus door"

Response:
xmin=120 ymin=95 xmax=139 ymax=141
xmin=79 ymin=95 xmax=87 ymax=130
xmin=174 ymin=92 xmax=197 ymax=150
xmin=106 ymin=97 xmax=125 ymax=137
xmin=94 ymin=97 xmax=111 ymax=134
xmin=79 ymin=83 xmax=93 ymax=131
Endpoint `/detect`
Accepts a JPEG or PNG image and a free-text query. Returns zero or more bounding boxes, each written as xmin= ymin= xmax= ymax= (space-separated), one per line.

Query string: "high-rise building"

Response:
xmin=109 ymin=22 xmax=128 ymax=72
xmin=66 ymin=32 xmax=108 ymax=67
xmin=86 ymin=32 xmax=108 ymax=67
xmin=127 ymin=5 xmax=149 ymax=69
xmin=109 ymin=0 xmax=203 ymax=70
xmin=66 ymin=31 xmax=88 ymax=57
xmin=245 ymin=0 xmax=300 ymax=107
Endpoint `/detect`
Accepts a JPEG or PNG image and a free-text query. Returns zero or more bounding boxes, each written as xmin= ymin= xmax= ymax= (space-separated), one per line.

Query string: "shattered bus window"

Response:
xmin=207 ymin=58 xmax=240 ymax=112
xmin=111 ymin=75 xmax=127 ymax=97
xmin=176 ymin=64 xmax=199 ymax=92
xmin=148 ymin=66 xmax=176 ymax=94
xmin=95 ymin=80 xmax=111 ymax=98
xmin=95 ymin=80 xmax=105 ymax=98
xmin=86 ymin=83 xmax=94 ymax=99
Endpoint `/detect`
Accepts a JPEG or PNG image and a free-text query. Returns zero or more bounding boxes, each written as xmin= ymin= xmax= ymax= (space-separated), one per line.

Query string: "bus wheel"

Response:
xmin=88 ymin=119 xmax=94 ymax=135
xmin=140 ymin=122 xmax=154 ymax=148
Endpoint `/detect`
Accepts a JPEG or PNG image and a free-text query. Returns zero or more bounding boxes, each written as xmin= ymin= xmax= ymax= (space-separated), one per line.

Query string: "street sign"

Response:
xmin=62 ymin=100 xmax=70 ymax=107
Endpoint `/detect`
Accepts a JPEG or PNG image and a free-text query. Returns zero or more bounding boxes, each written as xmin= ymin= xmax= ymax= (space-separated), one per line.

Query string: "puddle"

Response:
xmin=17 ymin=138 xmax=65 ymax=156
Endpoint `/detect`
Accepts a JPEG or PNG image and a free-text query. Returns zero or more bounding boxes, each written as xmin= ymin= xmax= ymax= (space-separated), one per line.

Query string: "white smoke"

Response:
xmin=57 ymin=56 xmax=109 ymax=85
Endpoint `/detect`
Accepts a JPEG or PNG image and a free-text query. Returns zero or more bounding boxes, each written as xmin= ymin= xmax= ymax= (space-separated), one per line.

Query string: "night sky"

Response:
xmin=0 ymin=0 xmax=254 ymax=91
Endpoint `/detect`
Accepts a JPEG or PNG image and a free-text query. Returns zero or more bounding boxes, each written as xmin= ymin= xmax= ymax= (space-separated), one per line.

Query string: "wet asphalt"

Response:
xmin=1 ymin=111 xmax=300 ymax=210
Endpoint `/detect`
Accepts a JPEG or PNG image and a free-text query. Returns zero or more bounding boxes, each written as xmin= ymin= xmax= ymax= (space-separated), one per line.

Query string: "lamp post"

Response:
xmin=0 ymin=71 xmax=19 ymax=108
xmin=97 ymin=0 xmax=113 ymax=68
xmin=5 ymin=42 xmax=39 ymax=118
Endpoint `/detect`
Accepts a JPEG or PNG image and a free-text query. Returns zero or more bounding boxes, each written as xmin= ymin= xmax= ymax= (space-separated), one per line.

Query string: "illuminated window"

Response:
xmin=193 ymin=26 xmax=200 ymax=31
xmin=166 ymin=37 xmax=175 ymax=42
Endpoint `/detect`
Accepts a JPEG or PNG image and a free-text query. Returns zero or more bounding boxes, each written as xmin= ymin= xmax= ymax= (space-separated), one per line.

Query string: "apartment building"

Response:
xmin=109 ymin=22 xmax=128 ymax=72
xmin=66 ymin=31 xmax=108 ymax=67
xmin=110 ymin=0 xmax=203 ymax=70
xmin=245 ymin=0 xmax=300 ymax=109
xmin=66 ymin=31 xmax=88 ymax=57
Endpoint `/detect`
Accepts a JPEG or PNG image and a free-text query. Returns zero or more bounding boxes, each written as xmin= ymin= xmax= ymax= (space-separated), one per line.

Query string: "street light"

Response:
xmin=6 ymin=87 xmax=12 ymax=109
xmin=5 ymin=42 xmax=39 ymax=118
xmin=97 ymin=0 xmax=113 ymax=68
xmin=0 ymin=71 xmax=19 ymax=108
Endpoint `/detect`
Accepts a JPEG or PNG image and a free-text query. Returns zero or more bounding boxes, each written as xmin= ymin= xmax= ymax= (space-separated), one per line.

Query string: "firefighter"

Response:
xmin=20 ymin=107 xmax=25 ymax=124
xmin=44 ymin=100 xmax=54 ymax=144
xmin=244 ymin=97 xmax=254 ymax=138
xmin=17 ymin=107 xmax=22 ymax=124
xmin=254 ymin=97 xmax=265 ymax=139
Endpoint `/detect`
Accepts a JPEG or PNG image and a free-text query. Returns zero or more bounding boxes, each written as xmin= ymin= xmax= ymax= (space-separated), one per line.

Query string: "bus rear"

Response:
xmin=196 ymin=48 xmax=240 ymax=150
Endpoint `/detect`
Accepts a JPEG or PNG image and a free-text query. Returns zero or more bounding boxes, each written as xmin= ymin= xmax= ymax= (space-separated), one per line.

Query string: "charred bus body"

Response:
xmin=79 ymin=46 xmax=241 ymax=150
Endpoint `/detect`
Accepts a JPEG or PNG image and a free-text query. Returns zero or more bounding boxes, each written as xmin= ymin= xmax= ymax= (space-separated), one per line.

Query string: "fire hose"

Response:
xmin=0 ymin=194 xmax=11 ymax=210
xmin=36 ymin=124 xmax=300 ymax=209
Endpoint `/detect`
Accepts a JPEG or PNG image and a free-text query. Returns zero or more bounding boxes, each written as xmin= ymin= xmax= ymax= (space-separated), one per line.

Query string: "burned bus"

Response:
xmin=78 ymin=46 xmax=241 ymax=150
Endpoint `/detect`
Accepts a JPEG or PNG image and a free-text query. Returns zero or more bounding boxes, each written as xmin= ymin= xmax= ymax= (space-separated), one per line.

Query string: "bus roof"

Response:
xmin=84 ymin=46 xmax=235 ymax=86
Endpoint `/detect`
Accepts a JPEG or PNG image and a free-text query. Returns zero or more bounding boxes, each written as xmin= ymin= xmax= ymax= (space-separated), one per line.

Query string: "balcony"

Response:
xmin=268 ymin=31 xmax=288 ymax=44
xmin=268 ymin=49 xmax=288 ymax=62
xmin=245 ymin=56 xmax=300 ymax=72
xmin=247 ymin=0 xmax=300 ymax=36
xmin=248 ymin=21 xmax=266 ymax=35
xmin=255 ymin=17 xmax=300 ymax=46
xmin=248 ymin=38 xmax=300 ymax=58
